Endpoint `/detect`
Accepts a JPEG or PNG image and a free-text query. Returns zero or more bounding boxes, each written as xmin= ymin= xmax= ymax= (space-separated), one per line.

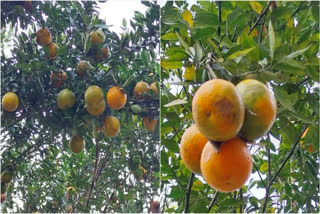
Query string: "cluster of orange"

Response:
xmin=180 ymin=79 xmax=277 ymax=192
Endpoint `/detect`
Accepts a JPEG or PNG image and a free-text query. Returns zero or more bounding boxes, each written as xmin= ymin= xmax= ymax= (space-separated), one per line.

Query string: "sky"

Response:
xmin=96 ymin=0 xmax=148 ymax=34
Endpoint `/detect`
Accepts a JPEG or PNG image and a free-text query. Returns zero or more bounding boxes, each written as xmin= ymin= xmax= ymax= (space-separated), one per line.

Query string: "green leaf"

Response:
xmin=176 ymin=32 xmax=191 ymax=56
xmin=163 ymin=99 xmax=188 ymax=107
xmin=193 ymin=14 xmax=219 ymax=28
xmin=192 ymin=27 xmax=215 ymax=41
xmin=269 ymin=20 xmax=275 ymax=62
xmin=260 ymin=162 xmax=268 ymax=172
xmin=278 ymin=44 xmax=312 ymax=64
xmin=191 ymin=180 xmax=203 ymax=191
xmin=194 ymin=41 xmax=203 ymax=62
xmin=312 ymin=6 xmax=319 ymax=23
xmin=161 ymin=32 xmax=178 ymax=41
xmin=161 ymin=60 xmax=183 ymax=69
xmin=250 ymin=1 xmax=263 ymax=14
xmin=273 ymin=87 xmax=298 ymax=112
xmin=227 ymin=47 xmax=255 ymax=60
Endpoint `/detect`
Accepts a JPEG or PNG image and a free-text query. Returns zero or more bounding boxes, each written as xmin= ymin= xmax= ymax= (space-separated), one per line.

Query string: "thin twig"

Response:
xmin=276 ymin=2 xmax=306 ymax=32
xmin=217 ymin=1 xmax=221 ymax=36
xmin=208 ymin=191 xmax=219 ymax=212
xmin=261 ymin=125 xmax=309 ymax=212
xmin=184 ymin=173 xmax=195 ymax=213
xmin=288 ymin=77 xmax=310 ymax=94
xmin=253 ymin=162 xmax=267 ymax=189
xmin=248 ymin=2 xmax=272 ymax=35
xmin=86 ymin=134 xmax=101 ymax=208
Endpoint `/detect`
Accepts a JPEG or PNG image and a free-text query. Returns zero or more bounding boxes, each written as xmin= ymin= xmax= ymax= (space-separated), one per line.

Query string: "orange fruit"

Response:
xmin=192 ymin=79 xmax=245 ymax=141
xmin=104 ymin=116 xmax=120 ymax=137
xmin=89 ymin=30 xmax=105 ymax=45
xmin=134 ymin=81 xmax=149 ymax=99
xmin=95 ymin=47 xmax=108 ymax=60
xmin=184 ymin=64 xmax=196 ymax=81
xmin=24 ymin=1 xmax=32 ymax=11
xmin=143 ymin=117 xmax=157 ymax=132
xmin=150 ymin=201 xmax=160 ymax=213
xmin=36 ymin=28 xmax=52 ymax=46
xmin=150 ymin=82 xmax=158 ymax=95
xmin=57 ymin=89 xmax=75 ymax=110
xmin=67 ymin=204 xmax=72 ymax=213
xmin=1 ymin=169 xmax=12 ymax=183
xmin=76 ymin=61 xmax=90 ymax=77
xmin=47 ymin=42 xmax=57 ymax=60
xmin=50 ymin=71 xmax=67 ymax=88
xmin=200 ymin=137 xmax=252 ymax=192
xmin=236 ymin=79 xmax=277 ymax=141
xmin=86 ymin=100 xmax=106 ymax=116
xmin=2 ymin=92 xmax=19 ymax=112
xmin=1 ymin=193 xmax=5 ymax=203
xmin=51 ymin=200 xmax=57 ymax=208
xmin=69 ymin=135 xmax=85 ymax=153
xmin=106 ymin=86 xmax=127 ymax=110
xmin=85 ymin=86 xmax=104 ymax=106
xmin=179 ymin=124 xmax=207 ymax=174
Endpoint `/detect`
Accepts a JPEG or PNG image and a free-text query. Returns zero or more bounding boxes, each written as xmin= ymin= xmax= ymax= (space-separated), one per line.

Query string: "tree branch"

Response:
xmin=253 ymin=162 xmax=267 ymax=189
xmin=184 ymin=173 xmax=194 ymax=213
xmin=86 ymin=134 xmax=102 ymax=208
xmin=208 ymin=191 xmax=219 ymax=212
xmin=261 ymin=125 xmax=309 ymax=212
xmin=217 ymin=1 xmax=221 ymax=36
xmin=276 ymin=2 xmax=306 ymax=32
xmin=248 ymin=2 xmax=272 ymax=35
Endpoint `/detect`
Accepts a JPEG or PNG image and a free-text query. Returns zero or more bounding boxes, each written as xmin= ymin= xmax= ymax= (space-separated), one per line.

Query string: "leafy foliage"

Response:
xmin=1 ymin=1 xmax=159 ymax=213
xmin=160 ymin=1 xmax=319 ymax=213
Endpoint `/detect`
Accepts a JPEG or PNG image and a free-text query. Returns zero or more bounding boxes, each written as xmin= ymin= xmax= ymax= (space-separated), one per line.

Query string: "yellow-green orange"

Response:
xmin=134 ymin=81 xmax=149 ymax=99
xmin=57 ymin=89 xmax=75 ymax=110
xmin=2 ymin=92 xmax=19 ymax=112
xmin=86 ymin=100 xmax=105 ymax=116
xmin=236 ymin=79 xmax=277 ymax=141
xmin=76 ymin=61 xmax=90 ymax=77
xmin=89 ymin=30 xmax=105 ymax=45
xmin=85 ymin=86 xmax=104 ymax=105
xmin=192 ymin=79 xmax=244 ymax=141
xmin=69 ymin=135 xmax=85 ymax=153
xmin=104 ymin=116 xmax=120 ymax=137
xmin=1 ymin=170 xmax=12 ymax=184
xmin=180 ymin=124 xmax=207 ymax=174
xmin=200 ymin=137 xmax=252 ymax=192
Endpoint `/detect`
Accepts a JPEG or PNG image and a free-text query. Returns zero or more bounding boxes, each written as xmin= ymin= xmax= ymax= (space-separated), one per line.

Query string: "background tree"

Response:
xmin=1 ymin=1 xmax=159 ymax=212
xmin=160 ymin=1 xmax=319 ymax=213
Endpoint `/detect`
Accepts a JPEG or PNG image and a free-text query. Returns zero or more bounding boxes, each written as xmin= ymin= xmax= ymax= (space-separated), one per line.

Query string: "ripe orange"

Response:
xmin=1 ymin=169 xmax=12 ymax=183
xmin=192 ymin=79 xmax=245 ymax=141
xmin=95 ymin=47 xmax=108 ymax=60
xmin=67 ymin=204 xmax=72 ymax=213
xmin=143 ymin=117 xmax=157 ymax=132
xmin=236 ymin=79 xmax=277 ymax=141
xmin=86 ymin=100 xmax=106 ymax=116
xmin=179 ymin=124 xmax=207 ymax=174
xmin=50 ymin=71 xmax=66 ymax=88
xmin=47 ymin=42 xmax=57 ymax=60
xmin=69 ymin=135 xmax=85 ymax=153
xmin=76 ymin=61 xmax=90 ymax=77
xmin=200 ymin=137 xmax=252 ymax=192
xmin=89 ymin=30 xmax=105 ymax=45
xmin=104 ymin=116 xmax=120 ymax=137
xmin=106 ymin=86 xmax=127 ymax=110
xmin=150 ymin=82 xmax=158 ymax=95
xmin=2 ymin=92 xmax=19 ymax=112
xmin=36 ymin=28 xmax=52 ymax=46
xmin=134 ymin=81 xmax=149 ymax=99
xmin=57 ymin=89 xmax=75 ymax=110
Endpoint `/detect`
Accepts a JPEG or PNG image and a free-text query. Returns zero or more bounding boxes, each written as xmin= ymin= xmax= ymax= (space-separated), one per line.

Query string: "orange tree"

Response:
xmin=160 ymin=1 xmax=319 ymax=213
xmin=1 ymin=1 xmax=159 ymax=212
